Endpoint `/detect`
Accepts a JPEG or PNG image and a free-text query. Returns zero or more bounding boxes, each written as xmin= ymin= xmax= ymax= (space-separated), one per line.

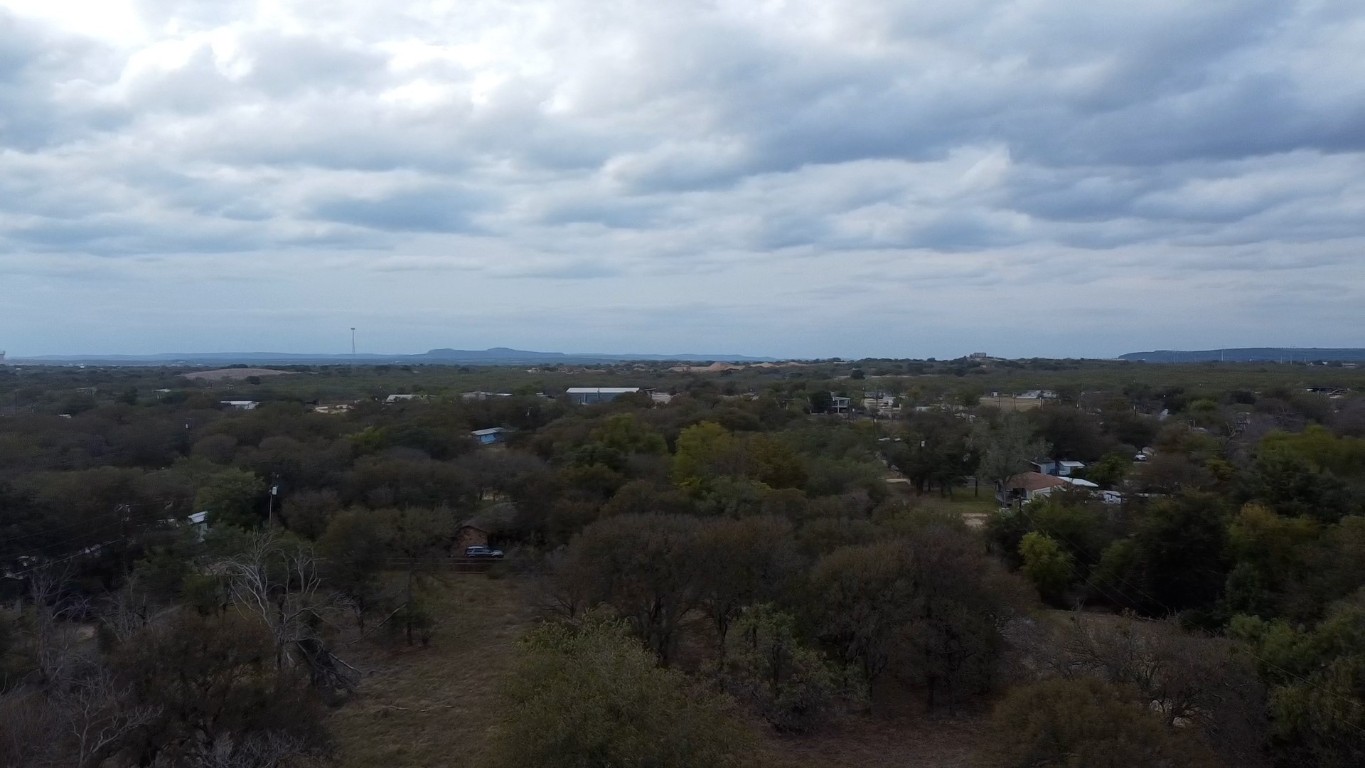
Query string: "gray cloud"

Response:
xmin=310 ymin=184 xmax=492 ymax=233
xmin=1 ymin=0 xmax=1363 ymax=357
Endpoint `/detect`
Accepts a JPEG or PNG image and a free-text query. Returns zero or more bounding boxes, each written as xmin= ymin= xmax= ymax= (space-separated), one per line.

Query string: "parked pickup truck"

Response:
xmin=464 ymin=545 xmax=504 ymax=559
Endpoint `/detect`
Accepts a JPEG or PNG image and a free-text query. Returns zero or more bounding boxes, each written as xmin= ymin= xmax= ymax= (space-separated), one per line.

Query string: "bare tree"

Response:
xmin=56 ymin=669 xmax=161 ymax=768
xmin=99 ymin=575 xmax=158 ymax=645
xmin=0 ymin=688 xmax=63 ymax=767
xmin=1039 ymin=615 xmax=1270 ymax=768
xmin=28 ymin=564 xmax=89 ymax=686
xmin=191 ymin=731 xmax=326 ymax=768
xmin=219 ymin=532 xmax=325 ymax=669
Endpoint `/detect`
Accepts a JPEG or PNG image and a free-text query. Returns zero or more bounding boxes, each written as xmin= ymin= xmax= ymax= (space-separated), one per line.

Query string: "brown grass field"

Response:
xmin=183 ymin=367 xmax=295 ymax=381
xmin=328 ymin=575 xmax=536 ymax=767
xmin=327 ymin=574 xmax=993 ymax=768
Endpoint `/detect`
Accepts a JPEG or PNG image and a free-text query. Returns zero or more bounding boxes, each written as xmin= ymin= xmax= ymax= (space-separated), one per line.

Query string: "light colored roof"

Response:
xmin=471 ymin=427 xmax=508 ymax=436
xmin=565 ymin=387 xmax=641 ymax=394
xmin=1059 ymin=460 xmax=1086 ymax=468
xmin=1061 ymin=477 xmax=1099 ymax=488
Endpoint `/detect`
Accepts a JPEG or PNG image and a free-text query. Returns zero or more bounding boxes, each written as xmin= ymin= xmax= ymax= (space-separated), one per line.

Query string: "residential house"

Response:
xmin=470 ymin=427 xmax=510 ymax=446
xmin=1029 ymin=458 xmax=1058 ymax=476
xmin=455 ymin=522 xmax=491 ymax=551
xmin=565 ymin=387 xmax=644 ymax=405
xmin=1060 ymin=476 xmax=1099 ymax=489
xmin=862 ymin=393 xmax=902 ymax=417
xmin=462 ymin=391 xmax=513 ymax=401
xmin=220 ymin=400 xmax=259 ymax=410
xmin=1057 ymin=460 xmax=1086 ymax=477
xmin=454 ymin=502 xmax=516 ymax=552
xmin=1000 ymin=472 xmax=1069 ymax=506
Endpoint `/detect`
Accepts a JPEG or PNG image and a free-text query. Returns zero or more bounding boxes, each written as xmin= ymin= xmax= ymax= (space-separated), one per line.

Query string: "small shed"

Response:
xmin=470 ymin=427 xmax=510 ymax=446
xmin=1057 ymin=460 xmax=1086 ymax=477
xmin=454 ymin=502 xmax=517 ymax=551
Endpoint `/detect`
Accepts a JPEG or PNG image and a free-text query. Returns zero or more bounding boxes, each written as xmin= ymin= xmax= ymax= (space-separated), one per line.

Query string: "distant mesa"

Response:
xmin=1119 ymin=348 xmax=1365 ymax=363
xmin=184 ymin=368 xmax=295 ymax=381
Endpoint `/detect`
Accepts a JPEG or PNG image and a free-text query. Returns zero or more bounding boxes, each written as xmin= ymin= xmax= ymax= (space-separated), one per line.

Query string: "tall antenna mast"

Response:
xmin=350 ymin=328 xmax=356 ymax=370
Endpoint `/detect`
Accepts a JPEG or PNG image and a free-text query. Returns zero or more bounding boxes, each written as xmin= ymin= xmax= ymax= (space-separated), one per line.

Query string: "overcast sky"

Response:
xmin=2 ymin=1 xmax=1363 ymax=359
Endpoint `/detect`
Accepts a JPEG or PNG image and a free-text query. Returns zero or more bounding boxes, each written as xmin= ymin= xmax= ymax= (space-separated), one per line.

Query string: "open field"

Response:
xmin=329 ymin=576 xmax=537 ymax=768
xmin=182 ymin=367 xmax=296 ymax=381
xmin=327 ymin=575 xmax=995 ymax=768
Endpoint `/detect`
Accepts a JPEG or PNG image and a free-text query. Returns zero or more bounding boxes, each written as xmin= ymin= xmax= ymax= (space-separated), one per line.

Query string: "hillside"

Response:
xmin=1119 ymin=347 xmax=1365 ymax=363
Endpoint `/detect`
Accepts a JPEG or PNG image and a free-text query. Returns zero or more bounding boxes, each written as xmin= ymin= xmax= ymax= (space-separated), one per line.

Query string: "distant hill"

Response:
xmin=11 ymin=347 xmax=774 ymax=367
xmin=417 ymin=347 xmax=771 ymax=364
xmin=1119 ymin=348 xmax=1365 ymax=363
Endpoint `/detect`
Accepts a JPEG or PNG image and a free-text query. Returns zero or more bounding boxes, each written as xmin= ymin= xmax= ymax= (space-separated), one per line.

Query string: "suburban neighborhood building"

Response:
xmin=470 ymin=427 xmax=510 ymax=446
xmin=1057 ymin=460 xmax=1086 ymax=476
xmin=565 ymin=387 xmax=643 ymax=405
xmin=462 ymin=391 xmax=513 ymax=401
xmin=862 ymin=393 xmax=901 ymax=416
xmin=999 ymin=472 xmax=1069 ymax=506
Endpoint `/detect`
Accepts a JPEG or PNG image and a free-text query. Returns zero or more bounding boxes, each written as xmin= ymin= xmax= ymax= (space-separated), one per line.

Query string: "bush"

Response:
xmin=722 ymin=605 xmax=862 ymax=733
xmin=989 ymin=677 xmax=1218 ymax=768
xmin=490 ymin=615 xmax=751 ymax=768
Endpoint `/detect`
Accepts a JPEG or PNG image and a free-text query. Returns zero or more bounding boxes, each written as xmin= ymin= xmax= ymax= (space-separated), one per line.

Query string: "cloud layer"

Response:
xmin=2 ymin=0 xmax=1364 ymax=357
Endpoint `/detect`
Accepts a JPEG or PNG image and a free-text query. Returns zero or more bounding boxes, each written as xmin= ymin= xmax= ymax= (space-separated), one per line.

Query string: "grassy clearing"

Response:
xmin=328 ymin=574 xmax=537 ymax=768
xmin=757 ymin=714 xmax=991 ymax=768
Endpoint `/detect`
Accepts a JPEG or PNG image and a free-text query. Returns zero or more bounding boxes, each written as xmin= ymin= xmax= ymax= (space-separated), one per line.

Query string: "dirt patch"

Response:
xmin=328 ymin=576 xmax=538 ymax=768
xmin=758 ymin=712 xmax=994 ymax=768
xmin=183 ymin=368 xmax=295 ymax=381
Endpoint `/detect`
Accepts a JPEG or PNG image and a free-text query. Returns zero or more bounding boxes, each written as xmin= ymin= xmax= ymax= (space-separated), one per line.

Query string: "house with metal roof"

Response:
xmin=565 ymin=387 xmax=643 ymax=405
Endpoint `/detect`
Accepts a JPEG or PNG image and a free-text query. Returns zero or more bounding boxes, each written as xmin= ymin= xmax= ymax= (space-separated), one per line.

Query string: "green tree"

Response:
xmin=694 ymin=516 xmax=800 ymax=654
xmin=1020 ymin=532 xmax=1074 ymax=605
xmin=722 ymin=605 xmax=858 ymax=733
xmin=490 ymin=616 xmax=751 ymax=768
xmin=115 ymin=613 xmax=329 ymax=766
xmin=1134 ymin=493 xmax=1229 ymax=612
xmin=1233 ymin=593 xmax=1365 ymax=768
xmin=971 ymin=413 xmax=1049 ymax=493
xmin=319 ymin=509 xmax=390 ymax=629
xmin=196 ymin=468 xmax=265 ymax=529
xmin=1086 ymin=452 xmax=1133 ymax=489
xmin=1224 ymin=503 xmax=1319 ymax=618
xmin=809 ymin=525 xmax=1023 ymax=710
xmin=672 ymin=421 xmax=738 ymax=490
xmin=555 ymin=514 xmax=704 ymax=666
xmin=989 ymin=677 xmax=1218 ymax=768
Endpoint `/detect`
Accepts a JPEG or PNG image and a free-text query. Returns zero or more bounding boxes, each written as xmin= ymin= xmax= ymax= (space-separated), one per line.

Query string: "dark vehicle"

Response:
xmin=464 ymin=545 xmax=504 ymax=559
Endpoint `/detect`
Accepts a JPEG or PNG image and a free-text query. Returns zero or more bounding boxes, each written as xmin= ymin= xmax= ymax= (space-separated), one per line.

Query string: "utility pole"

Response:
xmin=350 ymin=327 xmax=357 ymax=372
xmin=267 ymin=475 xmax=280 ymax=527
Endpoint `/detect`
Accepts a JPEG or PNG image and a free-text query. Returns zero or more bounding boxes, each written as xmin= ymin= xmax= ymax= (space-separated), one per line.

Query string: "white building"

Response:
xmin=565 ymin=387 xmax=643 ymax=405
